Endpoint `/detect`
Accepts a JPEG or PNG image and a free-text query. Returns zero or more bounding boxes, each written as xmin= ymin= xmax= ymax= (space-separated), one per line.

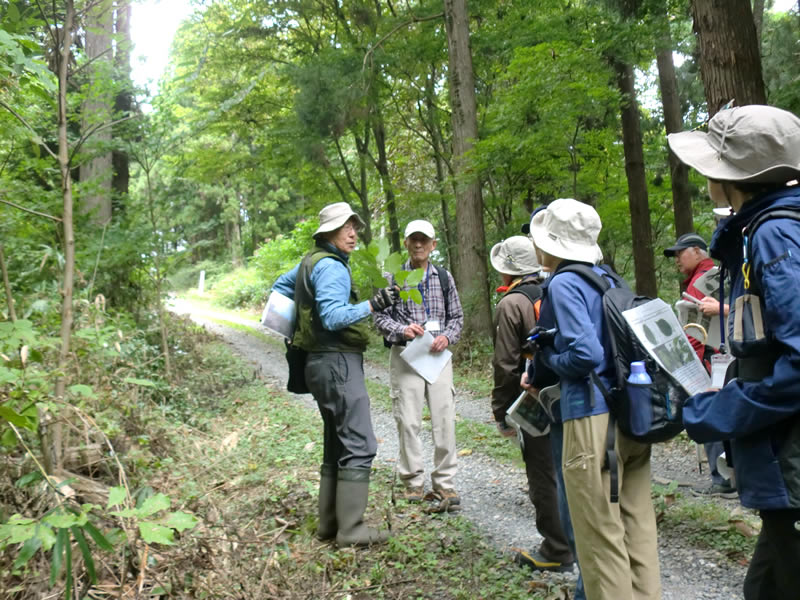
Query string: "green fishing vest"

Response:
xmin=293 ymin=247 xmax=370 ymax=353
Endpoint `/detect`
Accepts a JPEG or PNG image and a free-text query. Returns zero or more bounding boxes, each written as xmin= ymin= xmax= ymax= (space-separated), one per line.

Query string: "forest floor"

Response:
xmin=168 ymin=295 xmax=758 ymax=600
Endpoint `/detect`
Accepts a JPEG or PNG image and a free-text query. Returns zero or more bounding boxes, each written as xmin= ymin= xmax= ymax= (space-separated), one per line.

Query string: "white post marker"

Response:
xmin=198 ymin=270 xmax=205 ymax=294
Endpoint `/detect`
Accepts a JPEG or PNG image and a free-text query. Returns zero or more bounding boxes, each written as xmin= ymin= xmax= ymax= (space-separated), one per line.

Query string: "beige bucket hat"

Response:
xmin=490 ymin=236 xmax=542 ymax=276
xmin=529 ymin=198 xmax=603 ymax=265
xmin=313 ymin=202 xmax=365 ymax=237
xmin=667 ymin=105 xmax=800 ymax=183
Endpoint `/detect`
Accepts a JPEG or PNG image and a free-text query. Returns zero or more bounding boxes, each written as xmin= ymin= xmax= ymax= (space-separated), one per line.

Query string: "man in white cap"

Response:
xmin=373 ymin=219 xmax=464 ymax=508
xmin=489 ymin=236 xmax=576 ymax=577
xmin=272 ymin=202 xmax=400 ymax=547
xmin=669 ymin=105 xmax=800 ymax=599
xmin=522 ymin=199 xmax=661 ymax=599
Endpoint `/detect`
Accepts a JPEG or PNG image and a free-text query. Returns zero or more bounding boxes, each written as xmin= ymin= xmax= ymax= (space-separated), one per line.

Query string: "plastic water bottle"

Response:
xmin=627 ymin=361 xmax=652 ymax=436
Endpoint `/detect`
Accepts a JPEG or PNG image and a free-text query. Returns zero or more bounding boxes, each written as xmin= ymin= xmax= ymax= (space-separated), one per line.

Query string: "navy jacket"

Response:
xmin=683 ymin=186 xmax=800 ymax=510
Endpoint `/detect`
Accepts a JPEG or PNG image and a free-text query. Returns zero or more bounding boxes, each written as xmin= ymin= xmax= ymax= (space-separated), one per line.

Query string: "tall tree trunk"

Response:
xmin=614 ymin=60 xmax=658 ymax=297
xmin=371 ymin=108 xmax=401 ymax=253
xmin=752 ymin=0 xmax=765 ymax=47
xmin=52 ymin=0 xmax=77 ymax=473
xmin=112 ymin=0 xmax=132 ymax=210
xmin=354 ymin=127 xmax=373 ymax=247
xmin=691 ymin=0 xmax=766 ymax=116
xmin=655 ymin=6 xmax=693 ymax=236
xmin=80 ymin=0 xmax=113 ymax=225
xmin=443 ymin=0 xmax=492 ymax=339
xmin=425 ymin=65 xmax=456 ymax=272
xmin=0 ymin=244 xmax=16 ymax=321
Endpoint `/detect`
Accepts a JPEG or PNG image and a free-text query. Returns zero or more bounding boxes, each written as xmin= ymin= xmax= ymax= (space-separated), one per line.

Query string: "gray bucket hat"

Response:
xmin=313 ymin=202 xmax=365 ymax=237
xmin=490 ymin=236 xmax=542 ymax=276
xmin=667 ymin=105 xmax=800 ymax=183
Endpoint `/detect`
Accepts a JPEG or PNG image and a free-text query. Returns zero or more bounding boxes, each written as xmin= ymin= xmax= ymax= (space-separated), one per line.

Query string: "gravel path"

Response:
xmin=171 ymin=299 xmax=749 ymax=599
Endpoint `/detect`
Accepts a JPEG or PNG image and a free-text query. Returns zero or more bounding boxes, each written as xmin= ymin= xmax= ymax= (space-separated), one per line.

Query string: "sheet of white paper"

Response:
xmin=261 ymin=290 xmax=296 ymax=339
xmin=399 ymin=330 xmax=452 ymax=384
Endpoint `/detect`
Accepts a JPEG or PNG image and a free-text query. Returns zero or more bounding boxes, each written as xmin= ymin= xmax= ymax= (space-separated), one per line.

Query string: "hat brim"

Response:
xmin=529 ymin=213 xmax=603 ymax=265
xmin=490 ymin=242 xmax=536 ymax=275
xmin=668 ymin=130 xmax=800 ymax=183
xmin=663 ymin=245 xmax=686 ymax=257
xmin=313 ymin=211 xmax=366 ymax=237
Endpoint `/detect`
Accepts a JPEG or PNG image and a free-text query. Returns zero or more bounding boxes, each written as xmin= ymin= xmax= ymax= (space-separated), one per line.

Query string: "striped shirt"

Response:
xmin=373 ymin=260 xmax=464 ymax=345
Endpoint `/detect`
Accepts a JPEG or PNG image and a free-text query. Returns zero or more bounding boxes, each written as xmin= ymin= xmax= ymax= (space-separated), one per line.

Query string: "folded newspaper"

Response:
xmin=506 ymin=384 xmax=560 ymax=437
xmin=623 ymin=299 xmax=710 ymax=396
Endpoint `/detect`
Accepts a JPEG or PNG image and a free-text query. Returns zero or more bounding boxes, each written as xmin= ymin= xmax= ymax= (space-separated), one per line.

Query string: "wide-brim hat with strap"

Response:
xmin=529 ymin=198 xmax=603 ymax=265
xmin=490 ymin=236 xmax=542 ymax=276
xmin=313 ymin=202 xmax=366 ymax=237
xmin=667 ymin=105 xmax=800 ymax=184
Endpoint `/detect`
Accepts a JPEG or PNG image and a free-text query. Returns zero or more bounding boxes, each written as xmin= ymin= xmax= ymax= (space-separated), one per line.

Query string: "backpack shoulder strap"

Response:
xmin=436 ymin=265 xmax=451 ymax=321
xmin=744 ymin=207 xmax=800 ymax=291
xmin=556 ymin=263 xmax=611 ymax=293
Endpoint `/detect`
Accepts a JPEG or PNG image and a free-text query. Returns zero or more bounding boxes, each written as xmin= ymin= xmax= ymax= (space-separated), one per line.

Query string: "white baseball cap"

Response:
xmin=404 ymin=219 xmax=436 ymax=239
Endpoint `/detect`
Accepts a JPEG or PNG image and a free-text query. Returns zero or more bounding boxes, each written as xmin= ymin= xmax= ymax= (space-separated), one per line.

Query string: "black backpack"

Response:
xmin=556 ymin=264 xmax=687 ymax=501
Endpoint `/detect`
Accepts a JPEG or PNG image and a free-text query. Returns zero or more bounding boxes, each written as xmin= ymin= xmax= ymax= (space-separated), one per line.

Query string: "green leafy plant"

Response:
xmin=352 ymin=238 xmax=424 ymax=303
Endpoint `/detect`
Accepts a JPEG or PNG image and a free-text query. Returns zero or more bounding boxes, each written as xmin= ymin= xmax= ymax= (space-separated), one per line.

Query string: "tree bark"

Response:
xmin=655 ymin=7 xmax=693 ymax=236
xmin=371 ymin=107 xmax=401 ymax=253
xmin=112 ymin=0 xmax=132 ymax=208
xmin=752 ymin=0 xmax=765 ymax=48
xmin=614 ymin=59 xmax=658 ymax=297
xmin=0 ymin=244 xmax=16 ymax=321
xmin=442 ymin=0 xmax=492 ymax=339
xmin=53 ymin=0 xmax=77 ymax=473
xmin=425 ymin=65 xmax=456 ymax=272
xmin=80 ymin=0 xmax=114 ymax=225
xmin=691 ymin=0 xmax=766 ymax=116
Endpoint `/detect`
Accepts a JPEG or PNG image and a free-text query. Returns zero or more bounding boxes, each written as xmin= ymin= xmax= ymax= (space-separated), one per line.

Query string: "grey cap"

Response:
xmin=490 ymin=236 xmax=542 ymax=276
xmin=313 ymin=202 xmax=365 ymax=237
xmin=664 ymin=233 xmax=707 ymax=257
xmin=667 ymin=105 xmax=800 ymax=183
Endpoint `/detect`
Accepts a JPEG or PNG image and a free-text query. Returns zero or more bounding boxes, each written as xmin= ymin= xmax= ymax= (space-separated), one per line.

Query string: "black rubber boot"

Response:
xmin=335 ymin=467 xmax=390 ymax=547
xmin=317 ymin=464 xmax=337 ymax=540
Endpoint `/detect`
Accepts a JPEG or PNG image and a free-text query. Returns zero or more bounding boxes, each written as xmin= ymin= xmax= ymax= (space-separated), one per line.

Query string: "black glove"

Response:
xmin=369 ymin=286 xmax=400 ymax=312
xmin=527 ymin=325 xmax=557 ymax=349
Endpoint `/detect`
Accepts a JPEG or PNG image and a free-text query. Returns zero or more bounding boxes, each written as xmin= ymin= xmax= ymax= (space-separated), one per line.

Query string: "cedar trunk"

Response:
xmin=691 ymin=0 xmax=766 ymax=116
xmin=655 ymin=11 xmax=693 ymax=236
xmin=443 ymin=0 xmax=491 ymax=339
xmin=614 ymin=60 xmax=658 ymax=297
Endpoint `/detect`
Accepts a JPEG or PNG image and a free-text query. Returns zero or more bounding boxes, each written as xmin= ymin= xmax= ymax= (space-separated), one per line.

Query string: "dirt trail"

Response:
xmin=170 ymin=298 xmax=749 ymax=600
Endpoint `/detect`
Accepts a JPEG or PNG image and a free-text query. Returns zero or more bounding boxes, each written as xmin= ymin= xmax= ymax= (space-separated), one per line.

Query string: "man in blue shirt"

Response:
xmin=272 ymin=202 xmax=399 ymax=547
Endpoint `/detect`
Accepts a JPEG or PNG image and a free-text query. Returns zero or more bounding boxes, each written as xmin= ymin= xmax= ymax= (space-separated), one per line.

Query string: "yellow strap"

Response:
xmin=742 ymin=262 xmax=751 ymax=290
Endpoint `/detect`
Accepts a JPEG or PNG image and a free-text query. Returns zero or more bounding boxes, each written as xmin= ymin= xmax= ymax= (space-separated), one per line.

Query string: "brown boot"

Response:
xmin=335 ymin=467 xmax=390 ymax=547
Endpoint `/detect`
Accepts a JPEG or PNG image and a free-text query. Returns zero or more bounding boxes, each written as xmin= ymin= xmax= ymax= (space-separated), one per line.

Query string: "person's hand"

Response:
xmin=497 ymin=421 xmax=516 ymax=438
xmin=430 ymin=335 xmax=449 ymax=352
xmin=369 ymin=286 xmax=400 ymax=312
xmin=527 ymin=326 xmax=556 ymax=349
xmin=520 ymin=372 xmax=539 ymax=396
xmin=699 ymin=296 xmax=721 ymax=316
xmin=403 ymin=323 xmax=426 ymax=339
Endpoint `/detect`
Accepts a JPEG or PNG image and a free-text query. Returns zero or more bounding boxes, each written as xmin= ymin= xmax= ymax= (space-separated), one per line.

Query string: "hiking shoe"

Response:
xmin=401 ymin=486 xmax=424 ymax=502
xmin=692 ymin=481 xmax=738 ymax=499
xmin=512 ymin=548 xmax=574 ymax=573
xmin=423 ymin=489 xmax=461 ymax=513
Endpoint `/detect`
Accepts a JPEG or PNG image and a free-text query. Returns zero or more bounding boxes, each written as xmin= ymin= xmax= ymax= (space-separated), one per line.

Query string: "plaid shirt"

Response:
xmin=373 ymin=260 xmax=464 ymax=345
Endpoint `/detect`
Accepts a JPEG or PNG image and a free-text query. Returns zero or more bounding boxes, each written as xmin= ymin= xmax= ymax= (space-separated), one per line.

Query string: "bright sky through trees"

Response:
xmin=130 ymin=0 xmax=194 ymax=93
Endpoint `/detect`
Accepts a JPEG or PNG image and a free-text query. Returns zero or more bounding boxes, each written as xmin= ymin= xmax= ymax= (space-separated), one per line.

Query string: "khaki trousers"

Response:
xmin=390 ymin=345 xmax=457 ymax=490
xmin=562 ymin=412 xmax=661 ymax=600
